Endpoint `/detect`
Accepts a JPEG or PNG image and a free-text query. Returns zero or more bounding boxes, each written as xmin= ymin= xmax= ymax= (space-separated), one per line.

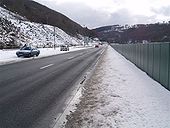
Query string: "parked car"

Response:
xmin=60 ymin=45 xmax=69 ymax=51
xmin=16 ymin=46 xmax=40 ymax=57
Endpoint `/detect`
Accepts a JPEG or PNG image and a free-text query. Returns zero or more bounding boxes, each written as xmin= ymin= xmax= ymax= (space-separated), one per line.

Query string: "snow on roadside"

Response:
xmin=64 ymin=46 xmax=170 ymax=128
xmin=0 ymin=46 xmax=90 ymax=65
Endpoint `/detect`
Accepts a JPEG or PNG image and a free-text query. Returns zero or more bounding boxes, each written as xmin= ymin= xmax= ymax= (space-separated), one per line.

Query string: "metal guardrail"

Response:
xmin=111 ymin=42 xmax=170 ymax=91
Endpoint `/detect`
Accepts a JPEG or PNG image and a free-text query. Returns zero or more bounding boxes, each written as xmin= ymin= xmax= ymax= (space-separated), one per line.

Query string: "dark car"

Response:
xmin=60 ymin=45 xmax=69 ymax=51
xmin=95 ymin=44 xmax=99 ymax=48
xmin=16 ymin=47 xmax=40 ymax=57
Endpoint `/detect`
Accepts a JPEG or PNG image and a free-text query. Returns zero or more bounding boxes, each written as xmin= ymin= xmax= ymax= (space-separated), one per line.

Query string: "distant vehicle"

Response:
xmin=16 ymin=47 xmax=40 ymax=57
xmin=95 ymin=44 xmax=99 ymax=48
xmin=60 ymin=45 xmax=69 ymax=51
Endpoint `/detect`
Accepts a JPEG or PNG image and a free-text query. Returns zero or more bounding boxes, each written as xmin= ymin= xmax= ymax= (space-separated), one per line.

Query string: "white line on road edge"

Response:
xmin=53 ymin=46 xmax=108 ymax=128
xmin=53 ymin=86 xmax=82 ymax=128
xmin=40 ymin=64 xmax=54 ymax=70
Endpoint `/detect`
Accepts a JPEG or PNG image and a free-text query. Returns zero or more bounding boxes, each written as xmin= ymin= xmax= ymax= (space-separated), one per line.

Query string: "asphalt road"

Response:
xmin=0 ymin=47 xmax=105 ymax=128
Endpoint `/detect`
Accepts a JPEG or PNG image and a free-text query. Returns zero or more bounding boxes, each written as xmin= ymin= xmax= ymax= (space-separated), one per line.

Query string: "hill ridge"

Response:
xmin=0 ymin=0 xmax=95 ymax=37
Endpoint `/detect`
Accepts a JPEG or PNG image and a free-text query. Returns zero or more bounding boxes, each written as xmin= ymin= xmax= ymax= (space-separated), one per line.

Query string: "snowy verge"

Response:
xmin=0 ymin=46 xmax=91 ymax=65
xmin=64 ymin=46 xmax=170 ymax=128
xmin=53 ymin=46 xmax=107 ymax=128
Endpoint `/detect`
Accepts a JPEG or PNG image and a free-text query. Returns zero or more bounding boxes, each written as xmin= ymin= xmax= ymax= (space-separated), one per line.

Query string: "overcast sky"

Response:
xmin=34 ymin=0 xmax=170 ymax=29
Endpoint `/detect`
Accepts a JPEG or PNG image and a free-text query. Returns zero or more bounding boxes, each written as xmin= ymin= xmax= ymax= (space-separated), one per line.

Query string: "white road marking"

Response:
xmin=67 ymin=56 xmax=75 ymax=60
xmin=40 ymin=64 xmax=54 ymax=70
xmin=67 ymin=53 xmax=85 ymax=60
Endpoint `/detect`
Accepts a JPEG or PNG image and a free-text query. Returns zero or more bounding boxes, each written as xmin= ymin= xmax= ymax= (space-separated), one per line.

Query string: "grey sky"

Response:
xmin=34 ymin=0 xmax=170 ymax=29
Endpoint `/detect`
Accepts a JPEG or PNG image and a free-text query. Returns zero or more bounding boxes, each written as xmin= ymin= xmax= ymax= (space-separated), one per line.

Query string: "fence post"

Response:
xmin=159 ymin=43 xmax=169 ymax=89
xmin=148 ymin=44 xmax=154 ymax=76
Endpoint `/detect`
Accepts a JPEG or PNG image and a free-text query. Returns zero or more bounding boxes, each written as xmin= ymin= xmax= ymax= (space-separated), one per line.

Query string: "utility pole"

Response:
xmin=54 ymin=26 xmax=55 ymax=49
xmin=18 ymin=19 xmax=22 ymax=47
xmin=2 ymin=32 xmax=5 ymax=48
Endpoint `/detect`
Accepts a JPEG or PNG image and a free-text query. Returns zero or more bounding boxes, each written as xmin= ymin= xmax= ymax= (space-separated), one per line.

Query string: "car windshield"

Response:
xmin=61 ymin=45 xmax=67 ymax=47
xmin=21 ymin=47 xmax=32 ymax=50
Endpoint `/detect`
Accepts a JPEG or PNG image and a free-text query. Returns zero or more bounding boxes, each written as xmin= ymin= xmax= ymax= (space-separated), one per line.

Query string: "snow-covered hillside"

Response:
xmin=0 ymin=7 xmax=89 ymax=49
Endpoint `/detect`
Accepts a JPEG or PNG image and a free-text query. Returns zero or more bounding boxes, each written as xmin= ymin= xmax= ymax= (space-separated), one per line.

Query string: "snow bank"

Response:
xmin=64 ymin=46 xmax=170 ymax=128
xmin=0 ymin=46 xmax=90 ymax=65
